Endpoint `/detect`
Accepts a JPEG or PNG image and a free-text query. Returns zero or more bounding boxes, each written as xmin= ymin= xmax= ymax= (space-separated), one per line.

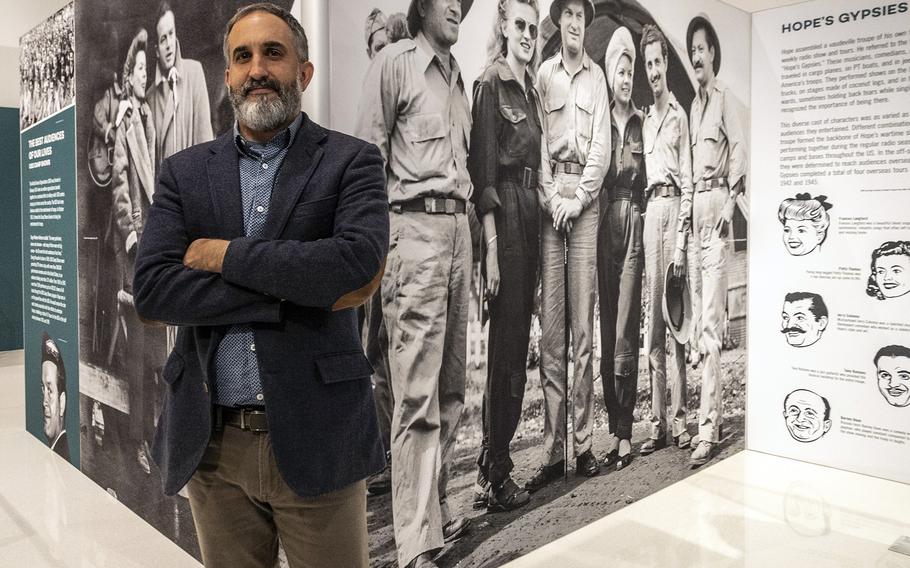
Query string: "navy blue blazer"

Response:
xmin=133 ymin=113 xmax=388 ymax=497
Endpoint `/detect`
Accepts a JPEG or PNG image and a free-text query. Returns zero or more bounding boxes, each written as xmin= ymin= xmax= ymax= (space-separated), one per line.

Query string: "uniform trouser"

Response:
xmin=187 ymin=427 xmax=368 ymax=568
xmin=364 ymin=289 xmax=392 ymax=453
xmin=382 ymin=211 xmax=470 ymax=568
xmin=692 ymin=187 xmax=729 ymax=443
xmin=477 ymin=181 xmax=540 ymax=487
xmin=687 ymin=232 xmax=703 ymax=358
xmin=539 ymin=171 xmax=599 ymax=465
xmin=597 ymin=197 xmax=643 ymax=441
xmin=643 ymin=196 xmax=688 ymax=439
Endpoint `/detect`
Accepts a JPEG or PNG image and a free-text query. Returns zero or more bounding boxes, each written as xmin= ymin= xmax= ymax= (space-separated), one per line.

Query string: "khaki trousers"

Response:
xmin=186 ymin=426 xmax=368 ymax=568
xmin=382 ymin=211 xmax=470 ymax=567
xmin=643 ymin=196 xmax=688 ymax=438
xmin=692 ymin=187 xmax=729 ymax=442
xmin=538 ymin=171 xmax=599 ymax=464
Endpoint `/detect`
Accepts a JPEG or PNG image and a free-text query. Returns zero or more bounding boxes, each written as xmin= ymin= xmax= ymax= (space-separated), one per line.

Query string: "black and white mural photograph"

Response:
xmin=74 ymin=0 xmax=296 ymax=557
xmin=19 ymin=2 xmax=74 ymax=130
xmin=333 ymin=0 xmax=751 ymax=565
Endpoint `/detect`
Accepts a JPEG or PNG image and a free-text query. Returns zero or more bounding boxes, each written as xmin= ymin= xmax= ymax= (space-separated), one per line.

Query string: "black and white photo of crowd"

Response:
xmin=345 ymin=0 xmax=750 ymax=565
xmin=73 ymin=0 xmax=294 ymax=557
xmin=19 ymin=2 xmax=74 ymax=131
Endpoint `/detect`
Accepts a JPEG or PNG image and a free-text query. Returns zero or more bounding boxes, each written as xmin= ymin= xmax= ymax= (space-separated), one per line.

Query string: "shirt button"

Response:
xmin=256 ymin=205 xmax=265 ymax=213
xmin=261 ymin=163 xmax=269 ymax=169
xmin=256 ymin=393 xmax=264 ymax=401
xmin=250 ymin=343 xmax=256 ymax=352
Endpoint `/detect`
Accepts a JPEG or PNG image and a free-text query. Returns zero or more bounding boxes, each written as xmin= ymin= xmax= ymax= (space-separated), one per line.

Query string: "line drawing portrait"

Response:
xmin=780 ymin=292 xmax=828 ymax=348
xmin=874 ymin=345 xmax=910 ymax=408
xmin=783 ymin=389 xmax=832 ymax=443
xmin=866 ymin=241 xmax=910 ymax=300
xmin=41 ymin=332 xmax=69 ymax=460
xmin=777 ymin=193 xmax=832 ymax=257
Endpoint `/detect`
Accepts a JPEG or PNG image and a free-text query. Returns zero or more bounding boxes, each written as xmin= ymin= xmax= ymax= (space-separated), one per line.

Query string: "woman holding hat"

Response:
xmin=597 ymin=26 xmax=646 ymax=471
xmin=468 ymin=0 xmax=542 ymax=513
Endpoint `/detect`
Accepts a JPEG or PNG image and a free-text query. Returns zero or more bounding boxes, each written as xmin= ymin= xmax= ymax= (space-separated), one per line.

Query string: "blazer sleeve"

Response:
xmin=219 ymin=142 xmax=389 ymax=309
xmin=133 ymin=158 xmax=283 ymax=326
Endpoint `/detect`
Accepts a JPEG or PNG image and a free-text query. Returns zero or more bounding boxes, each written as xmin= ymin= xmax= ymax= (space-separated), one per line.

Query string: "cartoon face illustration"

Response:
xmin=778 ymin=194 xmax=831 ymax=257
xmin=874 ymin=345 xmax=910 ymax=407
xmin=783 ymin=389 xmax=832 ymax=443
xmin=867 ymin=241 xmax=910 ymax=300
xmin=780 ymin=293 xmax=828 ymax=348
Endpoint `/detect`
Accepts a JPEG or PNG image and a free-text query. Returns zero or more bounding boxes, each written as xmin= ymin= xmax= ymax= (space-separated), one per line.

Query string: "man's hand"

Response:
xmin=553 ymin=197 xmax=583 ymax=233
xmin=183 ymin=238 xmax=230 ymax=273
xmin=332 ymin=259 xmax=386 ymax=311
xmin=713 ymin=198 xmax=736 ymax=239
xmin=672 ymin=247 xmax=687 ymax=279
xmin=485 ymin=242 xmax=500 ymax=299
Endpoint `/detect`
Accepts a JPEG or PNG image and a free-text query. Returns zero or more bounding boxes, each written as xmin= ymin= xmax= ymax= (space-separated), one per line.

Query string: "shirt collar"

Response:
xmin=555 ymin=49 xmax=590 ymax=76
xmin=494 ymin=55 xmax=533 ymax=91
xmin=414 ymin=32 xmax=462 ymax=81
xmin=646 ymin=91 xmax=680 ymax=120
xmin=233 ymin=112 xmax=303 ymax=157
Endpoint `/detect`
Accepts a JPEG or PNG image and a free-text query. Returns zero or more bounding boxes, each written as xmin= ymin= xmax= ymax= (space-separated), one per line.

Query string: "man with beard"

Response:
xmin=639 ymin=24 xmax=694 ymax=456
xmin=133 ymin=4 xmax=388 ymax=566
xmin=41 ymin=333 xmax=69 ymax=460
xmin=780 ymin=292 xmax=828 ymax=348
xmin=783 ymin=389 xmax=832 ymax=443
xmin=687 ymin=14 xmax=747 ymax=467
xmin=526 ymin=0 xmax=610 ymax=492
xmin=148 ymin=1 xmax=214 ymax=166
xmin=356 ymin=0 xmax=474 ymax=565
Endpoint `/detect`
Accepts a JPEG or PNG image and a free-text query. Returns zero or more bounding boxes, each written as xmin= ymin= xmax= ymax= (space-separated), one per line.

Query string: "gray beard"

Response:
xmin=230 ymin=77 xmax=302 ymax=133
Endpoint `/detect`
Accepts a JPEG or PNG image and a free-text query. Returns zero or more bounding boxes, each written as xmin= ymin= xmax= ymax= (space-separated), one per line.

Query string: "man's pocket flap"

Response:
xmin=315 ymin=351 xmax=374 ymax=384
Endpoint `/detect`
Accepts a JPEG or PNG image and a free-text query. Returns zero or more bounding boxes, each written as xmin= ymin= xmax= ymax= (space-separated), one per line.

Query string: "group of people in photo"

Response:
xmin=19 ymin=3 xmax=75 ymax=130
xmin=356 ymin=0 xmax=746 ymax=566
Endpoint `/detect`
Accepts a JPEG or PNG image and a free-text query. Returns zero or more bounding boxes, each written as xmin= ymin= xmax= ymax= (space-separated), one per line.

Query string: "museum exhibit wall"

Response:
xmin=747 ymin=0 xmax=910 ymax=484
xmin=0 ymin=107 xmax=22 ymax=351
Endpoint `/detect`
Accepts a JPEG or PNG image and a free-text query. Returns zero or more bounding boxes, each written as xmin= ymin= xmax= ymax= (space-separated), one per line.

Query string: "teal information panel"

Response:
xmin=21 ymin=105 xmax=79 ymax=466
xmin=0 ymin=107 xmax=22 ymax=350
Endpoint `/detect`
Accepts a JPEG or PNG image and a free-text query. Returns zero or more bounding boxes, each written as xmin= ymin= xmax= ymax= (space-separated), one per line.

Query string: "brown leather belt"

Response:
xmin=502 ymin=166 xmax=538 ymax=189
xmin=214 ymin=406 xmax=269 ymax=433
xmin=694 ymin=178 xmax=729 ymax=193
xmin=553 ymin=162 xmax=585 ymax=175
xmin=650 ymin=184 xmax=682 ymax=199
xmin=390 ymin=197 xmax=466 ymax=215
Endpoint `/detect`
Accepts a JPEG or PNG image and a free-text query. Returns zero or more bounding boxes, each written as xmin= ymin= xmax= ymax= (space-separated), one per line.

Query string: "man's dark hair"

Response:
xmin=784 ymin=292 xmax=828 ymax=321
xmin=156 ymin=0 xmax=173 ymax=27
xmin=639 ymin=24 xmax=667 ymax=61
xmin=874 ymin=344 xmax=910 ymax=367
xmin=784 ymin=390 xmax=831 ymax=421
xmin=41 ymin=332 xmax=66 ymax=395
xmin=223 ymin=2 xmax=309 ymax=65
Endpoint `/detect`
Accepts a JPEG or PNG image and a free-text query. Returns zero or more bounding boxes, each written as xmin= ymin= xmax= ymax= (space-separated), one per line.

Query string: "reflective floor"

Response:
xmin=2 ymin=348 xmax=908 ymax=567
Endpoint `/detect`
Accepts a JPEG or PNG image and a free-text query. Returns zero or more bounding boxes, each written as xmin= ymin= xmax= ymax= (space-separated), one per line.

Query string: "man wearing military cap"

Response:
xmin=357 ymin=0 xmax=474 ymax=565
xmin=364 ymin=8 xmax=388 ymax=59
xmin=527 ymin=0 xmax=610 ymax=492
xmin=687 ymin=13 xmax=747 ymax=467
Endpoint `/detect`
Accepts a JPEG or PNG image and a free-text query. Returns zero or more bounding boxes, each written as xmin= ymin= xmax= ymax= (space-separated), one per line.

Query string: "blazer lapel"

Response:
xmin=206 ymin=133 xmax=245 ymax=238
xmin=263 ymin=114 xmax=327 ymax=239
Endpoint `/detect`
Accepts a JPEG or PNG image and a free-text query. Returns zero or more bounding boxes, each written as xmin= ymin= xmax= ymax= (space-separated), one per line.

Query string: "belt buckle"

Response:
xmin=391 ymin=203 xmax=402 ymax=214
xmin=240 ymin=409 xmax=268 ymax=433
xmin=523 ymin=167 xmax=532 ymax=188
xmin=424 ymin=197 xmax=437 ymax=214
xmin=444 ymin=199 xmax=456 ymax=214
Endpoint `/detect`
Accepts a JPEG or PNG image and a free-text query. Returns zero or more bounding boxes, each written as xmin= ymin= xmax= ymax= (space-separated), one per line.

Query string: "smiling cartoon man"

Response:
xmin=780 ymin=292 xmax=828 ymax=348
xmin=874 ymin=345 xmax=910 ymax=408
xmin=783 ymin=389 xmax=832 ymax=443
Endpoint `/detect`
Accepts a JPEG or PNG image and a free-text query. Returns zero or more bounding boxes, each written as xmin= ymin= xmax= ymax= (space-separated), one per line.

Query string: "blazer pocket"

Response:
xmin=315 ymin=351 xmax=374 ymax=384
xmin=162 ymin=351 xmax=185 ymax=385
xmin=291 ymin=195 xmax=337 ymax=218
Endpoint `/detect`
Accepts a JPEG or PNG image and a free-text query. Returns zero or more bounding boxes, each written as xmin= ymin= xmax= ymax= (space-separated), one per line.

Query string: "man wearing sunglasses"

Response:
xmin=528 ymin=0 xmax=610 ymax=493
xmin=356 ymin=0 xmax=474 ymax=566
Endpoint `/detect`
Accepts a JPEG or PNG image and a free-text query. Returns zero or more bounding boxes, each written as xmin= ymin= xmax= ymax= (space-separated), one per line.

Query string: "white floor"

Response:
xmin=1 ymin=349 xmax=908 ymax=568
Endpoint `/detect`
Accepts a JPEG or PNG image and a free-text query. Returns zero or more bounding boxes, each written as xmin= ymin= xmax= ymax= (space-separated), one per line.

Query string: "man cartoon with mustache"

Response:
xmin=687 ymin=14 xmax=747 ymax=467
xmin=874 ymin=345 xmax=910 ymax=408
xmin=41 ymin=333 xmax=69 ymax=460
xmin=780 ymin=292 xmax=828 ymax=348
xmin=783 ymin=389 xmax=832 ymax=443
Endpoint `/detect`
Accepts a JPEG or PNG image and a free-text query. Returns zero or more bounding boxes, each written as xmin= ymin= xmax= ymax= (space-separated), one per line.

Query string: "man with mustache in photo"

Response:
xmin=134 ymin=4 xmax=388 ymax=566
xmin=780 ymin=292 xmax=828 ymax=348
xmin=356 ymin=0 xmax=475 ymax=565
xmin=527 ymin=0 xmax=610 ymax=493
xmin=874 ymin=345 xmax=910 ymax=408
xmin=783 ymin=389 xmax=832 ymax=443
xmin=41 ymin=333 xmax=69 ymax=460
xmin=687 ymin=14 xmax=747 ymax=467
